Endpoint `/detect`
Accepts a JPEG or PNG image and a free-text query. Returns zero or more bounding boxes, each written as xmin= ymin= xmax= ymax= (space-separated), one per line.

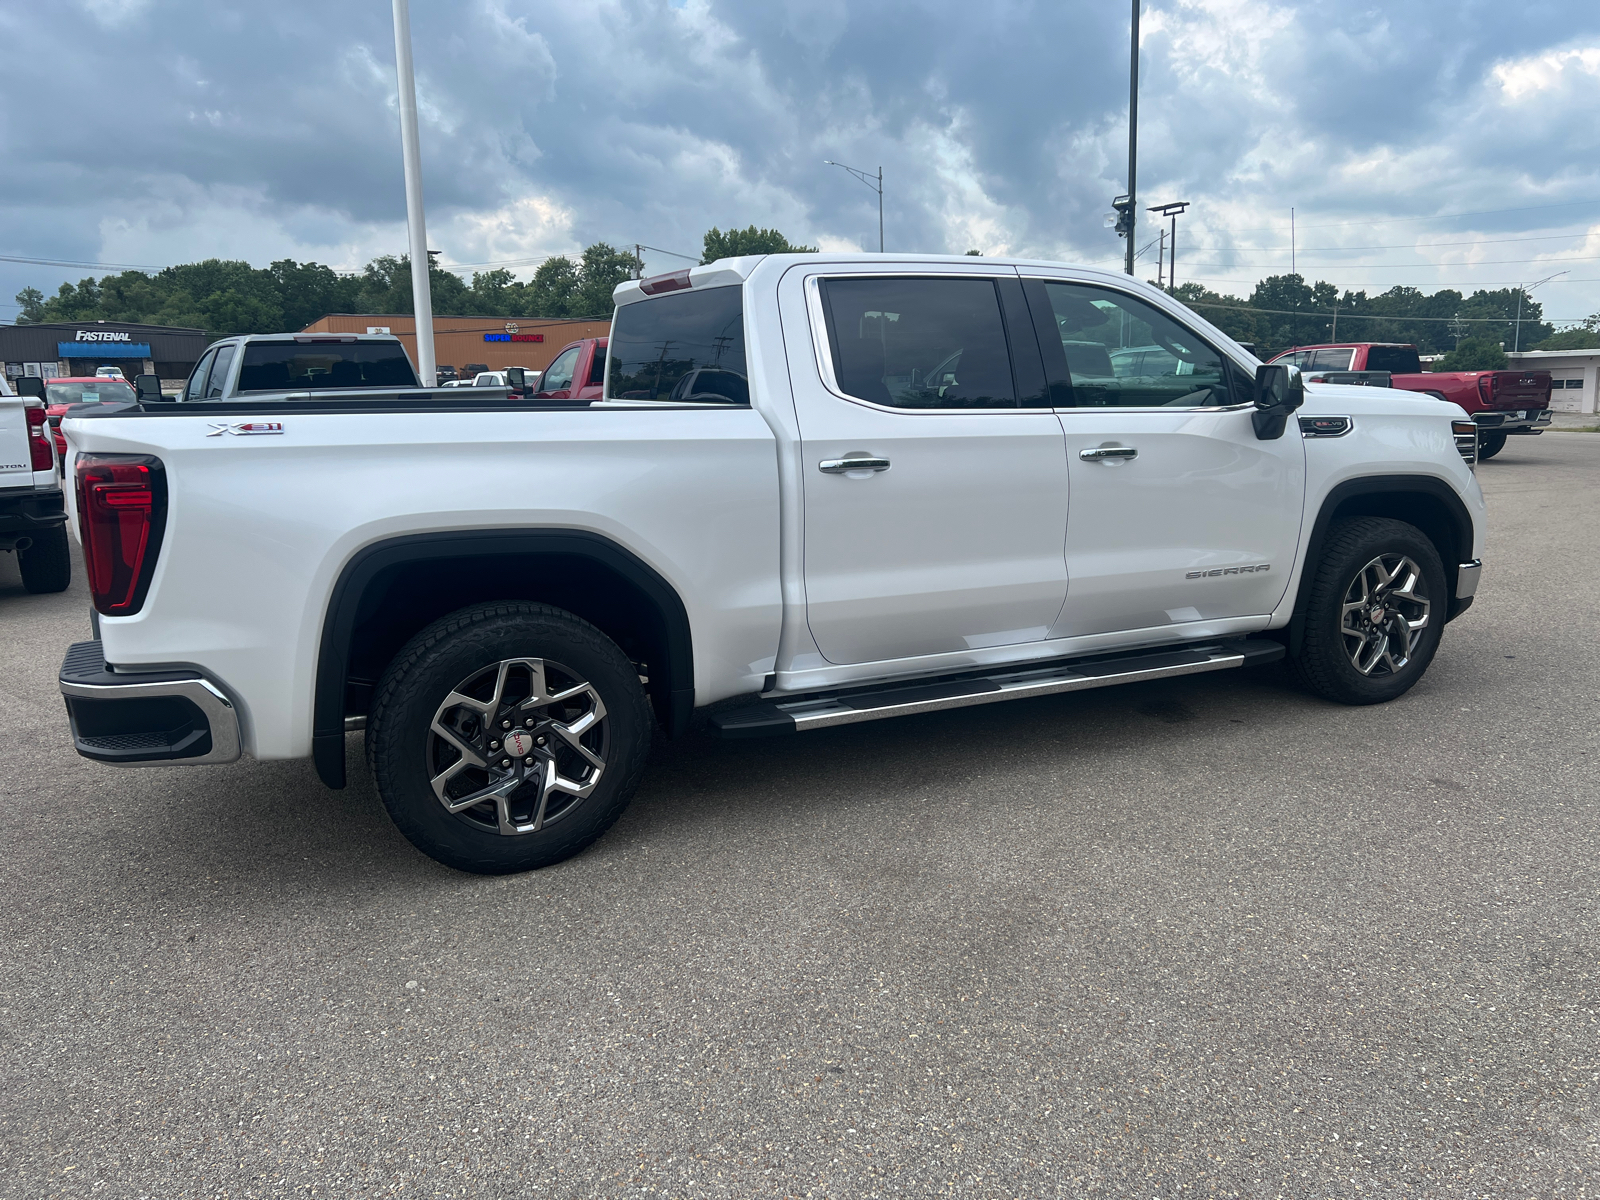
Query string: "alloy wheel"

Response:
xmin=1339 ymin=553 xmax=1431 ymax=677
xmin=427 ymin=657 xmax=608 ymax=836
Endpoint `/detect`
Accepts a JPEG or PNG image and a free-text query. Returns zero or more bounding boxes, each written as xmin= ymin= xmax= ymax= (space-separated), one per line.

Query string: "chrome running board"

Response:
xmin=710 ymin=638 xmax=1285 ymax=738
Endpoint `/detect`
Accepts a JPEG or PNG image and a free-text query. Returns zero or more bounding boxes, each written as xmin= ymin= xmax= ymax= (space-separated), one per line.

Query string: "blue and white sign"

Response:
xmin=59 ymin=341 xmax=151 ymax=358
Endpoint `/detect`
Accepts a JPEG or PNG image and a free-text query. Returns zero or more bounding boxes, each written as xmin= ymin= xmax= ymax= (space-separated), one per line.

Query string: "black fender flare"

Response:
xmin=312 ymin=530 xmax=694 ymax=788
xmin=1288 ymin=474 xmax=1476 ymax=654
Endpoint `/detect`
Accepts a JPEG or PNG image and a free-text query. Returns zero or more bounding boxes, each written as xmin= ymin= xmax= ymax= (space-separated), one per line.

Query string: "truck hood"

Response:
xmin=1300 ymin=382 xmax=1467 ymax=421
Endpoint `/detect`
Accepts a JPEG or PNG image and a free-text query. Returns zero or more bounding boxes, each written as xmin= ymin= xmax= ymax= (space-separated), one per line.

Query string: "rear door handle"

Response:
xmin=819 ymin=457 xmax=891 ymax=474
xmin=1079 ymin=445 xmax=1137 ymax=461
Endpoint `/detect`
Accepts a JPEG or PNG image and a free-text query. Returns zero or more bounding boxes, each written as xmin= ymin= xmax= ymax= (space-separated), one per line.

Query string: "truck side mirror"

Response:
xmin=17 ymin=376 xmax=44 ymax=399
xmin=505 ymin=367 xmax=526 ymax=396
xmin=1252 ymin=362 xmax=1305 ymax=440
xmin=134 ymin=373 xmax=164 ymax=402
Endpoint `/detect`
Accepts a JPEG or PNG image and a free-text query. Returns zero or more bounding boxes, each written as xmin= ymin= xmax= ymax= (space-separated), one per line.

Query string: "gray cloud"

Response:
xmin=5 ymin=0 xmax=1600 ymax=320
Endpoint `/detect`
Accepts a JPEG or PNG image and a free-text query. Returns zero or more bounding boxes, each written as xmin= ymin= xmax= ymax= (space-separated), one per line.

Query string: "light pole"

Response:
xmin=1514 ymin=270 xmax=1566 ymax=352
xmin=825 ymin=160 xmax=884 ymax=252
xmin=1146 ymin=201 xmax=1188 ymax=294
xmin=1124 ymin=0 xmax=1140 ymax=276
xmin=391 ymin=0 xmax=435 ymax=385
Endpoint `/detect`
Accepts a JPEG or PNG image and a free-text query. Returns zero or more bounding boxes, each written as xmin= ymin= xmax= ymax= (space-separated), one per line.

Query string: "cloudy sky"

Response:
xmin=6 ymin=0 xmax=1600 ymax=324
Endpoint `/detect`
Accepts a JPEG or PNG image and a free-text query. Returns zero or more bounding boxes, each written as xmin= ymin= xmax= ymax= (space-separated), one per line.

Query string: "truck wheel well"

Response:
xmin=1287 ymin=475 xmax=1474 ymax=653
xmin=312 ymin=531 xmax=693 ymax=789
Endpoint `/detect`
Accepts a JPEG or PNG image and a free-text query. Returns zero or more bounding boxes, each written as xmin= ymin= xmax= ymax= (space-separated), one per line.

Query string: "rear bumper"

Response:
xmin=0 ymin=488 xmax=67 ymax=534
xmin=59 ymin=640 xmax=241 ymax=766
xmin=1474 ymin=408 xmax=1552 ymax=432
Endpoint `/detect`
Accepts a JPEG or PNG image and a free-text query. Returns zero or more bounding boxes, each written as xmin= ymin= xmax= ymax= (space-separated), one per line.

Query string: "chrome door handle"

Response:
xmin=1079 ymin=445 xmax=1137 ymax=461
xmin=819 ymin=457 xmax=891 ymax=474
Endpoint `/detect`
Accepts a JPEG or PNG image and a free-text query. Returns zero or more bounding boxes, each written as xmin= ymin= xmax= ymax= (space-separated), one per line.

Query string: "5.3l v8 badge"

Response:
xmin=206 ymin=421 xmax=284 ymax=437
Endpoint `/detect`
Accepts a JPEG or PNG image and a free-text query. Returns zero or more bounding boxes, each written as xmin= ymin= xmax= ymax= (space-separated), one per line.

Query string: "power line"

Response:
xmin=1212 ymin=198 xmax=1600 ymax=235
xmin=1182 ymin=301 xmax=1577 ymax=325
xmin=0 ymin=252 xmax=165 ymax=271
xmin=1196 ymin=229 xmax=1599 ymax=254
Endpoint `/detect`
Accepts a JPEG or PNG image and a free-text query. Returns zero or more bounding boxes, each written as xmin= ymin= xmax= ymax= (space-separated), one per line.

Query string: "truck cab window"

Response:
xmin=185 ymin=349 xmax=217 ymax=401
xmin=541 ymin=347 xmax=579 ymax=392
xmin=819 ymin=276 xmax=1018 ymax=409
xmin=608 ymin=286 xmax=748 ymax=403
xmin=205 ymin=345 xmax=236 ymax=399
xmin=1032 ymin=281 xmax=1232 ymax=408
xmin=1306 ymin=348 xmax=1354 ymax=374
xmin=1366 ymin=345 xmax=1421 ymax=374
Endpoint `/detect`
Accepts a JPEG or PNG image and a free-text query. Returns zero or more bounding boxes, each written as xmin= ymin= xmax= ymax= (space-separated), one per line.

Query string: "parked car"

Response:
xmin=42 ymin=376 xmax=137 ymax=462
xmin=3 ymin=377 xmax=69 ymax=592
xmin=166 ymin=333 xmax=497 ymax=403
xmin=94 ymin=366 xmax=129 ymax=381
xmin=1268 ymin=343 xmax=1552 ymax=460
xmin=57 ymin=253 xmax=1484 ymax=876
xmin=435 ymin=365 xmax=459 ymax=383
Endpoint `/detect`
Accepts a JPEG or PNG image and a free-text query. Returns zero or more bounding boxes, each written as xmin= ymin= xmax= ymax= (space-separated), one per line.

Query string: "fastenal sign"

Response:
xmin=74 ymin=330 xmax=134 ymax=342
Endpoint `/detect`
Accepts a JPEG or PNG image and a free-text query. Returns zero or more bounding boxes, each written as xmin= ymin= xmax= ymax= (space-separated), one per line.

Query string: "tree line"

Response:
xmin=19 ymin=227 xmax=1594 ymax=362
xmin=14 ymin=226 xmax=814 ymax=338
xmin=1173 ymin=274 xmax=1597 ymax=365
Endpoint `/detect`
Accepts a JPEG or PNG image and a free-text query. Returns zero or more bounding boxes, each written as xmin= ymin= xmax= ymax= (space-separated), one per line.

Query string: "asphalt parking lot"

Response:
xmin=3 ymin=435 xmax=1597 ymax=1199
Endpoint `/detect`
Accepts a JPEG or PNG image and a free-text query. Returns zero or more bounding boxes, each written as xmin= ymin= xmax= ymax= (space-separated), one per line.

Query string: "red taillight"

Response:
xmin=25 ymin=403 xmax=53 ymax=470
xmin=74 ymin=453 xmax=167 ymax=616
xmin=1477 ymin=374 xmax=1496 ymax=403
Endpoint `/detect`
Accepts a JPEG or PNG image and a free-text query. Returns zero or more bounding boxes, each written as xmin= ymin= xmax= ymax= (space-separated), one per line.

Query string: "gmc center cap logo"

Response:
xmin=504 ymin=729 xmax=535 ymax=757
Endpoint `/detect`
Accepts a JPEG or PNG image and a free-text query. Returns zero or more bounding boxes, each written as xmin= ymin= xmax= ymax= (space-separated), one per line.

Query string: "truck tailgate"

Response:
xmin=1484 ymin=370 xmax=1551 ymax=410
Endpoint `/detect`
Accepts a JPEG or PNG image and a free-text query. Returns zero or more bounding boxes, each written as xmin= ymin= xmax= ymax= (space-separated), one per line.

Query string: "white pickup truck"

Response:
xmin=2 ymin=375 xmax=70 ymax=593
xmin=57 ymin=254 xmax=1485 ymax=874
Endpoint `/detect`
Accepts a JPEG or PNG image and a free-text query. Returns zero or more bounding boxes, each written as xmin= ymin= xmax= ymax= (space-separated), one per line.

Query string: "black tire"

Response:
xmin=18 ymin=523 xmax=71 ymax=594
xmin=1476 ymin=431 xmax=1507 ymax=461
xmin=1288 ymin=517 xmax=1447 ymax=706
xmin=367 ymin=602 xmax=652 ymax=874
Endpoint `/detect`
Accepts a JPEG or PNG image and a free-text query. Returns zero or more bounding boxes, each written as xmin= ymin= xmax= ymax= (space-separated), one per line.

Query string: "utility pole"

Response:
xmin=824 ymin=161 xmax=884 ymax=252
xmin=1330 ymin=300 xmax=1339 ymax=341
xmin=1154 ymin=228 xmax=1165 ymax=288
xmin=391 ymin=0 xmax=435 ymax=386
xmin=1124 ymin=0 xmax=1140 ymax=276
xmin=1290 ymin=207 xmax=1296 ymax=276
xmin=1449 ymin=313 xmax=1467 ymax=350
xmin=1147 ymin=201 xmax=1189 ymax=294
xmin=1514 ymin=270 xmax=1567 ymax=352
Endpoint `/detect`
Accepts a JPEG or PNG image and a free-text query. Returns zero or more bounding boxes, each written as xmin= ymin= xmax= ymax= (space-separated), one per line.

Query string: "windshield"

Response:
xmin=45 ymin=380 xmax=136 ymax=405
xmin=235 ymin=341 xmax=420 ymax=392
xmin=608 ymin=286 xmax=747 ymax=402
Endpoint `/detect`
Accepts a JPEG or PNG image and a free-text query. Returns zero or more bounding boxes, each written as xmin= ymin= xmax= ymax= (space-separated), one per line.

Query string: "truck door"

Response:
xmin=786 ymin=269 xmax=1070 ymax=666
xmin=1022 ymin=276 xmax=1305 ymax=638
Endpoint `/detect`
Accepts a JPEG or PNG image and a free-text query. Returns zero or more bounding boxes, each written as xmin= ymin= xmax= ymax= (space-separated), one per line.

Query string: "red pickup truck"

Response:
xmin=528 ymin=337 xmax=607 ymax=402
xmin=1268 ymin=343 xmax=1552 ymax=460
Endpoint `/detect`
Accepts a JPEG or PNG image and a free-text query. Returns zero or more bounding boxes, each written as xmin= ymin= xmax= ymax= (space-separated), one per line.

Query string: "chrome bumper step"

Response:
xmin=710 ymin=638 xmax=1285 ymax=738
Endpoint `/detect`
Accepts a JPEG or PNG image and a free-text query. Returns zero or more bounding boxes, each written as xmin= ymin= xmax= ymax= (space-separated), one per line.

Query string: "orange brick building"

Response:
xmin=299 ymin=314 xmax=610 ymax=377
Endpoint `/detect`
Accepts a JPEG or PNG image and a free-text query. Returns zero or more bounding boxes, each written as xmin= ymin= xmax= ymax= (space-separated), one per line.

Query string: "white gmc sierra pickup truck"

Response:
xmin=57 ymin=254 xmax=1485 ymax=874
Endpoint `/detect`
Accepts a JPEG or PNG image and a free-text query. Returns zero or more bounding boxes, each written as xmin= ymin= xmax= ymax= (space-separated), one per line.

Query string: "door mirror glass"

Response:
xmin=505 ymin=367 xmax=526 ymax=394
xmin=1252 ymin=362 xmax=1305 ymax=440
xmin=17 ymin=375 xmax=44 ymax=399
xmin=134 ymin=374 xmax=163 ymax=401
xmin=1253 ymin=362 xmax=1305 ymax=411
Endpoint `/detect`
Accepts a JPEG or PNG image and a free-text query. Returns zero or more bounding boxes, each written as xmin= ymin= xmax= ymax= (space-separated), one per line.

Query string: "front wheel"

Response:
xmin=1476 ymin=431 xmax=1507 ymax=461
xmin=1289 ymin=517 xmax=1447 ymax=705
xmin=18 ymin=523 xmax=71 ymax=594
xmin=367 ymin=602 xmax=652 ymax=874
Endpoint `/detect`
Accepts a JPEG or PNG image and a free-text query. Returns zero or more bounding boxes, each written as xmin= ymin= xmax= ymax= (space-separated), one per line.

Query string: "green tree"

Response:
xmin=523 ymin=256 xmax=580 ymax=317
xmin=700 ymin=226 xmax=816 ymax=263
xmin=1438 ymin=337 xmax=1508 ymax=371
xmin=574 ymin=243 xmax=640 ymax=317
xmin=1534 ymin=325 xmax=1600 ymax=350
xmin=15 ymin=286 xmax=46 ymax=322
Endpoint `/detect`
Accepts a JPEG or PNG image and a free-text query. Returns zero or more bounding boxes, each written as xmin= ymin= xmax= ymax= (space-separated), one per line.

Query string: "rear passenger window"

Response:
xmin=820 ymin=277 xmax=1018 ymax=409
xmin=608 ymin=286 xmax=748 ymax=403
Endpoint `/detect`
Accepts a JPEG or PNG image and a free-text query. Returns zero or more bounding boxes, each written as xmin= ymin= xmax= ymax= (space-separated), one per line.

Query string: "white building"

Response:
xmin=1506 ymin=347 xmax=1598 ymax=414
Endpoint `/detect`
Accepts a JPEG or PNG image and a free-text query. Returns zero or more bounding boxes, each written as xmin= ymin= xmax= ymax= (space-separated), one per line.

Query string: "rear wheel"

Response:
xmin=18 ymin=524 xmax=71 ymax=594
xmin=1476 ymin=431 xmax=1507 ymax=460
xmin=367 ymin=602 xmax=652 ymax=874
xmin=1289 ymin=517 xmax=1447 ymax=705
